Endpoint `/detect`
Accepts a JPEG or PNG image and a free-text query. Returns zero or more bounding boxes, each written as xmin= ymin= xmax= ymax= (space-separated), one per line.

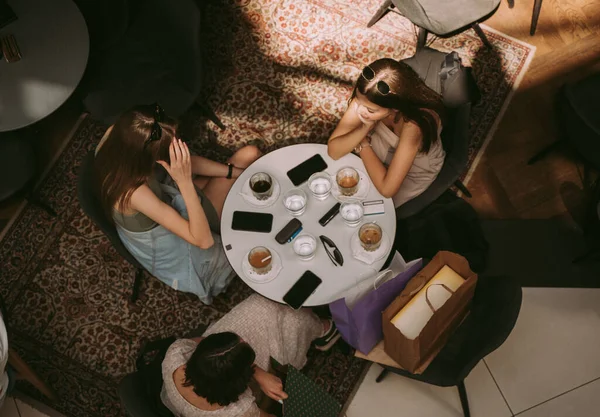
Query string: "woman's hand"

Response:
xmin=157 ymin=139 xmax=193 ymax=185
xmin=254 ymin=367 xmax=288 ymax=402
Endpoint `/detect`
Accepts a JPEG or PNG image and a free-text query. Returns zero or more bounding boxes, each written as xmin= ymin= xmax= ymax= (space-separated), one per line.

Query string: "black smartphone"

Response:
xmin=282 ymin=271 xmax=323 ymax=309
xmin=286 ymin=154 xmax=328 ymax=186
xmin=231 ymin=211 xmax=273 ymax=233
xmin=319 ymin=202 xmax=341 ymax=227
xmin=275 ymin=218 xmax=303 ymax=244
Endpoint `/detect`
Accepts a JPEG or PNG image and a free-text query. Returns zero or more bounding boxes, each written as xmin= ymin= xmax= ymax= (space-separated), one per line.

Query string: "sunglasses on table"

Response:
xmin=143 ymin=103 xmax=165 ymax=149
xmin=361 ymin=66 xmax=391 ymax=95
xmin=320 ymin=235 xmax=344 ymax=267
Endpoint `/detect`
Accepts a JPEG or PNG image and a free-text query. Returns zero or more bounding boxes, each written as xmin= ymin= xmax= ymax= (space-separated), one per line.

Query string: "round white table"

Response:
xmin=220 ymin=144 xmax=397 ymax=306
xmin=0 ymin=0 xmax=89 ymax=132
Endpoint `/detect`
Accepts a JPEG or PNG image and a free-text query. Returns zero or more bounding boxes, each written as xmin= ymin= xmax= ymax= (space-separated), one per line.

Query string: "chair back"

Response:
xmin=77 ymin=151 xmax=143 ymax=269
xmin=396 ymin=48 xmax=476 ymax=218
xmin=119 ymin=371 xmax=174 ymax=417
xmin=391 ymin=275 xmax=521 ymax=386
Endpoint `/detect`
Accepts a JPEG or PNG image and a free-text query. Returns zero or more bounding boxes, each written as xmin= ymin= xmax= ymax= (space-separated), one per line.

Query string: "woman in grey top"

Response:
xmin=94 ymin=104 xmax=261 ymax=303
xmin=161 ymin=294 xmax=341 ymax=417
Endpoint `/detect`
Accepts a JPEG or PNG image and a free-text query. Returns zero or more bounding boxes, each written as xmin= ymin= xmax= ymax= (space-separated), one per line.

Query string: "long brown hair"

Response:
xmin=352 ymin=58 xmax=444 ymax=153
xmin=94 ymin=104 xmax=177 ymax=219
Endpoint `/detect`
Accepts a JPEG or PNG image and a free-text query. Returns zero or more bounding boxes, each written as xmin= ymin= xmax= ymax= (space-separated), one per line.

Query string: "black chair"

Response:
xmin=528 ymin=72 xmax=600 ymax=173
xmin=375 ymin=275 xmax=522 ymax=417
xmin=368 ymin=0 xmax=500 ymax=50
xmin=573 ymin=178 xmax=600 ymax=264
xmin=395 ymin=47 xmax=479 ymax=219
xmin=118 ymin=326 xmax=207 ymax=417
xmin=77 ymin=151 xmax=145 ymax=303
xmin=81 ymin=0 xmax=224 ymax=129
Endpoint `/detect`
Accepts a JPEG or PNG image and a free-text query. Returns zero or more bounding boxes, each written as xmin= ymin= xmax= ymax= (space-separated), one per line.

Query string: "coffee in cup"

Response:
xmin=336 ymin=167 xmax=360 ymax=196
xmin=358 ymin=222 xmax=382 ymax=252
xmin=249 ymin=172 xmax=274 ymax=200
xmin=248 ymin=246 xmax=272 ymax=274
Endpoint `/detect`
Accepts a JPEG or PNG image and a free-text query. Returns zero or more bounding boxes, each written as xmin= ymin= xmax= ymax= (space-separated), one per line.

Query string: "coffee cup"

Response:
xmin=249 ymin=172 xmax=274 ymax=200
xmin=336 ymin=167 xmax=359 ymax=196
xmin=248 ymin=246 xmax=273 ymax=274
xmin=358 ymin=222 xmax=382 ymax=252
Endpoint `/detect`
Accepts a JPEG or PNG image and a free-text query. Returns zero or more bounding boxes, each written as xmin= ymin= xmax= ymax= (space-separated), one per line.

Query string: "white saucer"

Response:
xmin=350 ymin=230 xmax=390 ymax=265
xmin=239 ymin=178 xmax=281 ymax=208
xmin=331 ymin=169 xmax=371 ymax=202
xmin=241 ymin=247 xmax=282 ymax=283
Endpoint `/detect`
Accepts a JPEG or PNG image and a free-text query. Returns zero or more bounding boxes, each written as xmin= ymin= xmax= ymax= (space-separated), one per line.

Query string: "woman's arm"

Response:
xmin=130 ymin=139 xmax=214 ymax=249
xmin=191 ymin=155 xmax=243 ymax=179
xmin=253 ymin=366 xmax=287 ymax=402
xmin=358 ymin=121 xmax=422 ymax=198
xmin=327 ymin=99 xmax=373 ymax=160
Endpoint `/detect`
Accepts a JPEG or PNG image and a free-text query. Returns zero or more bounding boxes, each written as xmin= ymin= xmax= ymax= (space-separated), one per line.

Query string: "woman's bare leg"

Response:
xmin=202 ymin=145 xmax=262 ymax=218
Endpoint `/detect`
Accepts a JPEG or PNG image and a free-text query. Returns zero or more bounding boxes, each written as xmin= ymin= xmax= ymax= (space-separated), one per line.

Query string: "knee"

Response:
xmin=231 ymin=145 xmax=262 ymax=168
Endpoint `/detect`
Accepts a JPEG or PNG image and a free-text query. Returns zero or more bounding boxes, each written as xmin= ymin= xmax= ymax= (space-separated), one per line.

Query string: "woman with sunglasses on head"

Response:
xmin=94 ymin=104 xmax=261 ymax=304
xmin=327 ymin=58 xmax=445 ymax=208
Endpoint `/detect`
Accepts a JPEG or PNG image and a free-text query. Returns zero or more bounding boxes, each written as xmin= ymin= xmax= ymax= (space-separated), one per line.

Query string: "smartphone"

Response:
xmin=231 ymin=211 xmax=273 ymax=233
xmin=282 ymin=271 xmax=323 ymax=309
xmin=286 ymin=154 xmax=328 ymax=186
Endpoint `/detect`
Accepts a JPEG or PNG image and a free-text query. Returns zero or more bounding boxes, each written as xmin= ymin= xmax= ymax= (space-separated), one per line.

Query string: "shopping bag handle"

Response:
xmin=424 ymin=283 xmax=454 ymax=313
xmin=373 ymin=269 xmax=394 ymax=289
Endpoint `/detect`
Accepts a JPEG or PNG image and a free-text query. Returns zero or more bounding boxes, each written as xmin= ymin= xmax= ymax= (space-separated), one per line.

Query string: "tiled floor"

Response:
xmin=2 ymin=288 xmax=599 ymax=417
xmin=346 ymin=287 xmax=600 ymax=417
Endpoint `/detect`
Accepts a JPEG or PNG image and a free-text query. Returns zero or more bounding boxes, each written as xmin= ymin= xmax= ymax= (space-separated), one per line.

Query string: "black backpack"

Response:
xmin=394 ymin=192 xmax=489 ymax=272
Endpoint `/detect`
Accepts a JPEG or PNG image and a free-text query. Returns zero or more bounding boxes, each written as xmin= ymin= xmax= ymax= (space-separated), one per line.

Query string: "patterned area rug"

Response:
xmin=0 ymin=1 xmax=535 ymax=416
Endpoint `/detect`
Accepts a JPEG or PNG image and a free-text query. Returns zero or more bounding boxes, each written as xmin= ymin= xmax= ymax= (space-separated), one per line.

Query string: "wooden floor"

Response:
xmin=468 ymin=0 xmax=600 ymax=224
xmin=0 ymin=0 xmax=599 ymax=229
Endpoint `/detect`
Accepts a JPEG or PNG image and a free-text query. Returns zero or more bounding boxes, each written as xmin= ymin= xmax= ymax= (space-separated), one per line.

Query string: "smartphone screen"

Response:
xmin=283 ymin=271 xmax=322 ymax=309
xmin=231 ymin=211 xmax=273 ymax=233
xmin=286 ymin=154 xmax=328 ymax=186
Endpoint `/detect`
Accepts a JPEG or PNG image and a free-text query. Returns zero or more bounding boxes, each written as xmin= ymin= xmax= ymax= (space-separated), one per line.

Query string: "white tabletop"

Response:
xmin=220 ymin=144 xmax=397 ymax=306
xmin=0 ymin=0 xmax=89 ymax=132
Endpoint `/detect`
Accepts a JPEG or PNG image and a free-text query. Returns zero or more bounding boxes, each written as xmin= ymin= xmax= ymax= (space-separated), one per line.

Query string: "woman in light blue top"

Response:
xmin=94 ymin=104 xmax=261 ymax=303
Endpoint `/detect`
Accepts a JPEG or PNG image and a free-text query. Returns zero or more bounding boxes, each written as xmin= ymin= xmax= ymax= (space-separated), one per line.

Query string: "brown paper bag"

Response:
xmin=382 ymin=251 xmax=478 ymax=374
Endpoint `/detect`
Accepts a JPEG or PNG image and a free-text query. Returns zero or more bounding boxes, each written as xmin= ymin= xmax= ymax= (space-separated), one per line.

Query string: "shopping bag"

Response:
xmin=283 ymin=366 xmax=340 ymax=417
xmin=382 ymin=251 xmax=478 ymax=373
xmin=329 ymin=252 xmax=423 ymax=354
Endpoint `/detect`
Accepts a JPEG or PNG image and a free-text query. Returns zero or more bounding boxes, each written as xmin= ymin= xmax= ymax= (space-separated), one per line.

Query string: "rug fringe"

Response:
xmin=0 ymin=112 xmax=89 ymax=243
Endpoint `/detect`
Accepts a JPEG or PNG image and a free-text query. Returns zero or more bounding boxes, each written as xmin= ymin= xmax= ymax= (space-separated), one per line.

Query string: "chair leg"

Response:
xmin=130 ymin=267 xmax=144 ymax=303
xmin=454 ymin=180 xmax=472 ymax=198
xmin=367 ymin=0 xmax=393 ymax=28
xmin=530 ymin=0 xmax=543 ymax=35
xmin=416 ymin=27 xmax=428 ymax=51
xmin=527 ymin=140 xmax=562 ymax=165
xmin=195 ymin=101 xmax=226 ymax=130
xmin=8 ymin=348 xmax=58 ymax=402
xmin=471 ymin=23 xmax=492 ymax=48
xmin=457 ymin=381 xmax=471 ymax=417
xmin=375 ymin=367 xmax=389 ymax=383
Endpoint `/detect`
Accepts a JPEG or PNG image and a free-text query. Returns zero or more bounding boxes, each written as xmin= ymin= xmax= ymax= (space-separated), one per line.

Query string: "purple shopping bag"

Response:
xmin=329 ymin=253 xmax=423 ymax=354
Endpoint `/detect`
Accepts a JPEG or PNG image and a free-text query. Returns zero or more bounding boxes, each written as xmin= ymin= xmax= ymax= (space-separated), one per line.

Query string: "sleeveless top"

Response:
xmin=368 ymin=116 xmax=445 ymax=207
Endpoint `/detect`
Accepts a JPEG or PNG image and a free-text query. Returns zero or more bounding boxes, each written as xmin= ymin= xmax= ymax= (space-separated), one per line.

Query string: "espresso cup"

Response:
xmin=248 ymin=246 xmax=273 ymax=274
xmin=249 ymin=172 xmax=274 ymax=200
xmin=336 ymin=167 xmax=360 ymax=196
xmin=358 ymin=222 xmax=383 ymax=252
